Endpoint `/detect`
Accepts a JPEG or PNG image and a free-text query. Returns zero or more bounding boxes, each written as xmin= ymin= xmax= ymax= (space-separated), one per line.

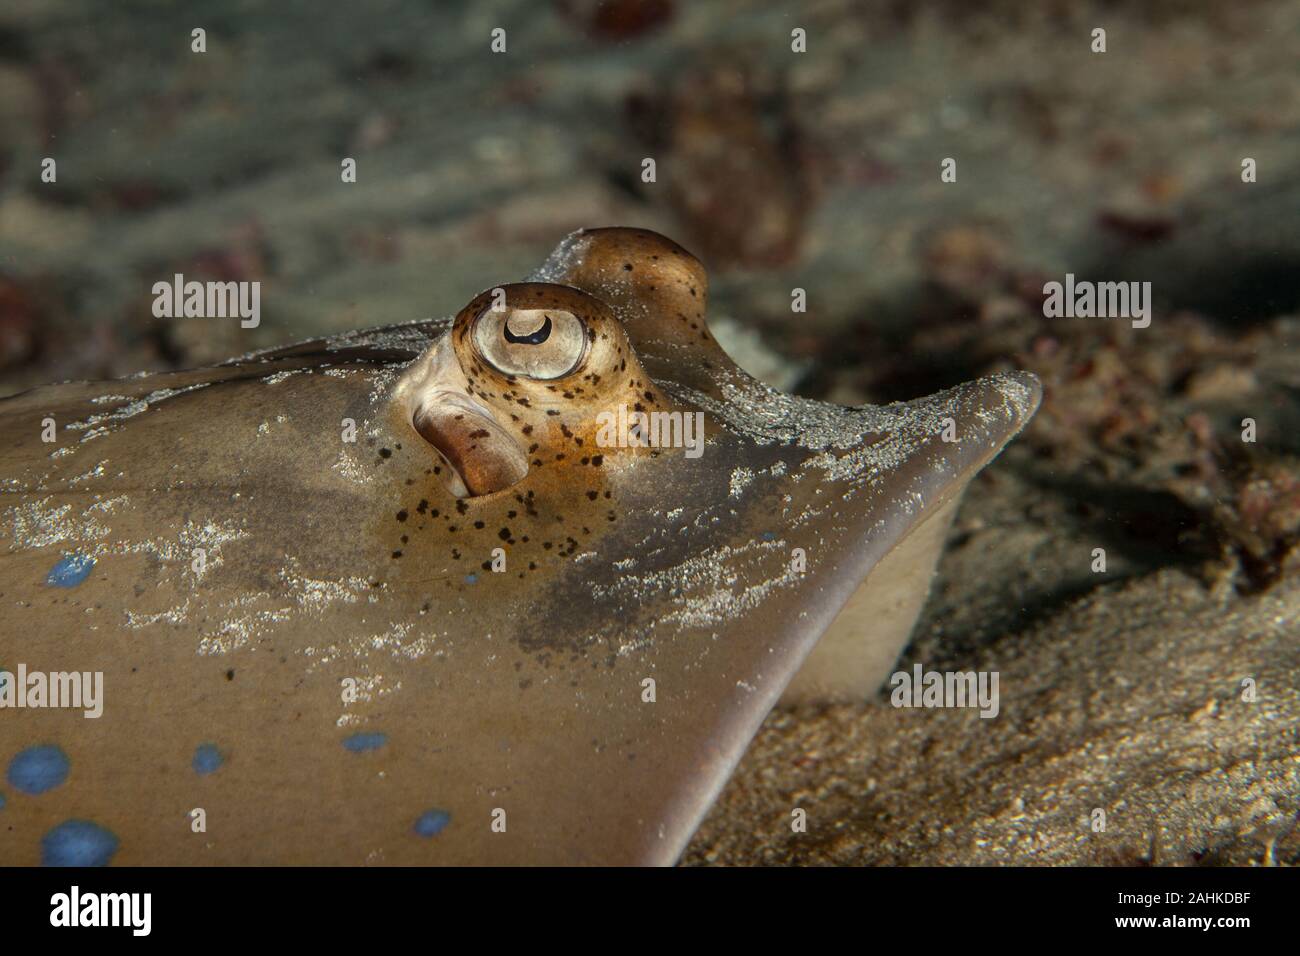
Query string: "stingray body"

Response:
xmin=0 ymin=228 xmax=1039 ymax=865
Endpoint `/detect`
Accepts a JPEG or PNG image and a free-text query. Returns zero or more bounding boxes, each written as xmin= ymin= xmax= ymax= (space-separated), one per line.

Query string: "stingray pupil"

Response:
xmin=504 ymin=315 xmax=552 ymax=346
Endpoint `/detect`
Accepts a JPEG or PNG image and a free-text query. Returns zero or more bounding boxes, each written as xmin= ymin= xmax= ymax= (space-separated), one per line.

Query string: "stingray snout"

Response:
xmin=783 ymin=370 xmax=1043 ymax=705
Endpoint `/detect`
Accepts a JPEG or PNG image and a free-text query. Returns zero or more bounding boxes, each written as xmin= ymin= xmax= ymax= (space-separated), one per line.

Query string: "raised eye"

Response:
xmin=472 ymin=307 xmax=586 ymax=380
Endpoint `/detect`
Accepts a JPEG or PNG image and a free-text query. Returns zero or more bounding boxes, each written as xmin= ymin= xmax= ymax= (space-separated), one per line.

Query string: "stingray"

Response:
xmin=0 ymin=227 xmax=1039 ymax=866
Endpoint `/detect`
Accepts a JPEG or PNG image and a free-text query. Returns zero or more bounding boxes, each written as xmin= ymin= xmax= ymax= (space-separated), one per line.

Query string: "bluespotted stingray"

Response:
xmin=0 ymin=227 xmax=1039 ymax=865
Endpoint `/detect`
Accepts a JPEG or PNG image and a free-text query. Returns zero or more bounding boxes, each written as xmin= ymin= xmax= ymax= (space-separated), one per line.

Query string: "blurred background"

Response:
xmin=0 ymin=1 xmax=1294 ymax=629
xmin=3 ymin=0 xmax=1298 ymax=579
xmin=2 ymin=0 xmax=1299 ymax=862
xmin=0 ymin=2 xmax=1294 ymax=382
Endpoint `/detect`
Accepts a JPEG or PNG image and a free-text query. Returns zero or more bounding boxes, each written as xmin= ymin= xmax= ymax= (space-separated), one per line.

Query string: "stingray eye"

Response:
xmin=473 ymin=307 xmax=586 ymax=380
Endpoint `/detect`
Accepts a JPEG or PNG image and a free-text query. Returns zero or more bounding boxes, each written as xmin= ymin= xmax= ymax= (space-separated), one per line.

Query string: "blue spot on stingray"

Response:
xmin=761 ymin=531 xmax=776 ymax=542
xmin=7 ymin=745 xmax=70 ymax=795
xmin=46 ymin=554 xmax=95 ymax=588
xmin=343 ymin=732 xmax=388 ymax=753
xmin=464 ymin=573 xmax=478 ymax=585
xmin=413 ymin=808 xmax=451 ymax=837
xmin=0 ymin=792 xmax=6 ymax=810
xmin=192 ymin=743 xmax=224 ymax=775
xmin=41 ymin=819 xmax=119 ymax=867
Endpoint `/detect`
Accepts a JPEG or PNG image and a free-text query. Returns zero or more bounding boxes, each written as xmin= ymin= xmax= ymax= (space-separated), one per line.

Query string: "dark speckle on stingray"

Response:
xmin=0 ymin=226 xmax=1038 ymax=865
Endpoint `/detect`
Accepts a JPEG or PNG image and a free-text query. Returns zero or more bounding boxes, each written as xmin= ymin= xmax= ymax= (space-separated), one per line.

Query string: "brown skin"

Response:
xmin=393 ymin=280 xmax=684 ymax=572
xmin=535 ymin=227 xmax=738 ymax=398
xmin=452 ymin=282 xmax=674 ymax=464
xmin=0 ymin=228 xmax=1039 ymax=865
xmin=549 ymin=228 xmax=713 ymax=340
xmin=412 ymin=408 xmax=525 ymax=498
